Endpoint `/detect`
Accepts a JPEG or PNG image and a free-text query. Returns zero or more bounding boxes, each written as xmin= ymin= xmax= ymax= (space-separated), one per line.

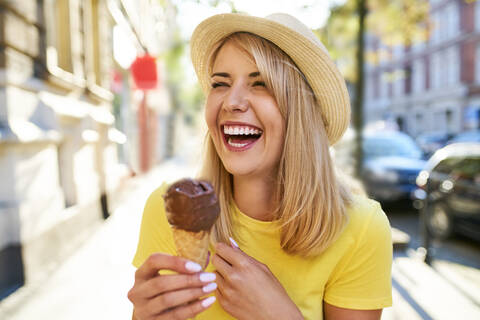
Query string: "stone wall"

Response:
xmin=0 ymin=0 xmax=124 ymax=299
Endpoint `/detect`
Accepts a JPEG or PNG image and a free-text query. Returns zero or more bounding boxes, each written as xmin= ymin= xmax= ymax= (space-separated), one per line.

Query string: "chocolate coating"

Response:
xmin=163 ymin=179 xmax=220 ymax=232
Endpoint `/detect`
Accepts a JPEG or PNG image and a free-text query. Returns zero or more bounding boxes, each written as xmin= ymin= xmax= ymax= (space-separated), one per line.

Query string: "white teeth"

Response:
xmin=227 ymin=138 xmax=248 ymax=148
xmin=223 ymin=125 xmax=263 ymax=135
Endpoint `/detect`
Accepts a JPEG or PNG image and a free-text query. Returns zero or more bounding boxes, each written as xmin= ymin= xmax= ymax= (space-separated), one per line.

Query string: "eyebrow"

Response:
xmin=210 ymin=71 xmax=261 ymax=78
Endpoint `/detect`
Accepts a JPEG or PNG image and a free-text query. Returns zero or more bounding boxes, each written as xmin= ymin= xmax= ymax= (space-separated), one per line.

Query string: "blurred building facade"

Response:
xmin=364 ymin=0 xmax=480 ymax=137
xmin=0 ymin=0 xmax=173 ymax=299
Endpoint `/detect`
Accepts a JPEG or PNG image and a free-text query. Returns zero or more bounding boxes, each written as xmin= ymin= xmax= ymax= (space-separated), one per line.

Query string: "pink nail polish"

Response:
xmin=202 ymin=296 xmax=216 ymax=308
xmin=229 ymin=237 xmax=239 ymax=248
xmin=185 ymin=261 xmax=202 ymax=272
xmin=202 ymin=282 xmax=217 ymax=293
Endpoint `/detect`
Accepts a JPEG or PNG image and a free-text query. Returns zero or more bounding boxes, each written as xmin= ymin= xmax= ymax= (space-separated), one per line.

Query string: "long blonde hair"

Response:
xmin=200 ymin=32 xmax=351 ymax=257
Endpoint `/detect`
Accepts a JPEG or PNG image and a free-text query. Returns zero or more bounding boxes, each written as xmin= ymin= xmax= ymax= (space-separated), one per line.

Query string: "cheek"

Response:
xmin=259 ymin=99 xmax=285 ymax=139
xmin=205 ymin=99 xmax=219 ymax=134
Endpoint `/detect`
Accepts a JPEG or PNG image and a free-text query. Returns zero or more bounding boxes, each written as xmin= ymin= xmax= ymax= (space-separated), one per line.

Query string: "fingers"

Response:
xmin=147 ymin=286 xmax=216 ymax=315
xmin=139 ymin=272 xmax=217 ymax=299
xmin=135 ymin=253 xmax=202 ymax=281
xmin=214 ymin=242 xmax=248 ymax=267
xmin=211 ymin=249 xmax=233 ymax=278
xmin=214 ymin=270 xmax=227 ymax=297
xmin=156 ymin=296 xmax=216 ymax=320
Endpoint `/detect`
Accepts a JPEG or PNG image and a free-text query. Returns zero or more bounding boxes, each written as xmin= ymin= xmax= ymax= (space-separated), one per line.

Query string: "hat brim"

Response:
xmin=190 ymin=13 xmax=350 ymax=145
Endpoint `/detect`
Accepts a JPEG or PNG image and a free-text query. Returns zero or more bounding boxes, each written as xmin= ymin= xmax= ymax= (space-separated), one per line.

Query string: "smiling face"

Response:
xmin=205 ymin=39 xmax=286 ymax=180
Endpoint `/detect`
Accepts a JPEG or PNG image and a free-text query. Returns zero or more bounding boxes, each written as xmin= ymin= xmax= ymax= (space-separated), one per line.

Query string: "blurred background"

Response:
xmin=0 ymin=0 xmax=479 ymax=319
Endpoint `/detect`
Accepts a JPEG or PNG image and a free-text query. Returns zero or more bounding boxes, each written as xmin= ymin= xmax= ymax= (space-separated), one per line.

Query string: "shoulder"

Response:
xmin=344 ymin=195 xmax=391 ymax=243
xmin=146 ymin=182 xmax=169 ymax=204
xmin=323 ymin=196 xmax=393 ymax=309
xmin=132 ymin=182 xmax=176 ymax=268
xmin=143 ymin=182 xmax=169 ymax=213
xmin=139 ymin=182 xmax=172 ymax=234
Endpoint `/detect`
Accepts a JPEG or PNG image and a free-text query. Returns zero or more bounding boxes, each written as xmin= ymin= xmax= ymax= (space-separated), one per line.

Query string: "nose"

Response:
xmin=223 ymin=83 xmax=249 ymax=113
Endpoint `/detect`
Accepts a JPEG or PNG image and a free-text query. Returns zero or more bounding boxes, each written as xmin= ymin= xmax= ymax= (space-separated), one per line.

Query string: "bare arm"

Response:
xmin=324 ymin=302 xmax=382 ymax=320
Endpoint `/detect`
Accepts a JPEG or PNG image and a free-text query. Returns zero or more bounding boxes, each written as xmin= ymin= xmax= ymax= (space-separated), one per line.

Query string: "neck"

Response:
xmin=233 ymin=175 xmax=277 ymax=221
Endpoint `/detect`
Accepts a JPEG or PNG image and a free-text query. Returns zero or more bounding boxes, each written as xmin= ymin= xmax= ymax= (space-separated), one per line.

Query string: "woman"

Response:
xmin=128 ymin=13 xmax=392 ymax=320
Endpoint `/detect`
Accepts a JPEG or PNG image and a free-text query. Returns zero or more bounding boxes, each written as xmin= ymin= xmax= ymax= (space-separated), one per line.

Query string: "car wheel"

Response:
xmin=426 ymin=203 xmax=453 ymax=240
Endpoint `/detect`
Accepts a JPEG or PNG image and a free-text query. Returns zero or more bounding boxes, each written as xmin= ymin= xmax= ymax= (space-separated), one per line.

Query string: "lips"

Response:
xmin=221 ymin=122 xmax=263 ymax=152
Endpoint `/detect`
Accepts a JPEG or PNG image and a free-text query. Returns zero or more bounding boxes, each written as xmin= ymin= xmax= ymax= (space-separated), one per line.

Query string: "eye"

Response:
xmin=252 ymin=81 xmax=266 ymax=87
xmin=211 ymin=82 xmax=228 ymax=89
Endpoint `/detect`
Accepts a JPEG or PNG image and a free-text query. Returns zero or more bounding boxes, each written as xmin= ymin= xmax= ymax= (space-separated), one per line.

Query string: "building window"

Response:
xmin=446 ymin=2 xmax=459 ymax=39
xmin=86 ymin=0 xmax=101 ymax=86
xmin=446 ymin=46 xmax=459 ymax=86
xmin=413 ymin=59 xmax=425 ymax=93
xmin=380 ymin=71 xmax=389 ymax=99
xmin=44 ymin=0 xmax=85 ymax=86
xmin=56 ymin=1 xmax=72 ymax=72
xmin=430 ymin=11 xmax=441 ymax=45
xmin=84 ymin=0 xmax=113 ymax=99
xmin=392 ymin=68 xmax=405 ymax=97
xmin=430 ymin=51 xmax=442 ymax=89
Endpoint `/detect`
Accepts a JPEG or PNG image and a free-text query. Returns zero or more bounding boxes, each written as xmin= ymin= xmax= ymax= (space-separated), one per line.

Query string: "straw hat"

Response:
xmin=190 ymin=13 xmax=351 ymax=145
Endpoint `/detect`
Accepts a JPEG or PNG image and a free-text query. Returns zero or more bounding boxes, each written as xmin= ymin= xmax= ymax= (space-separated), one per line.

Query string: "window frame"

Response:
xmin=43 ymin=0 xmax=86 ymax=88
xmin=84 ymin=0 xmax=113 ymax=101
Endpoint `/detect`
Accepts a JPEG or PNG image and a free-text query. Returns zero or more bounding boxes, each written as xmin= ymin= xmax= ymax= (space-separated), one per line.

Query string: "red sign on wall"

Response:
xmin=130 ymin=54 xmax=158 ymax=90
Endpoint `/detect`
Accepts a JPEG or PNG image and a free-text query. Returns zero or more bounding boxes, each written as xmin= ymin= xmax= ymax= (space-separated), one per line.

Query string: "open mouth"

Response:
xmin=221 ymin=124 xmax=263 ymax=151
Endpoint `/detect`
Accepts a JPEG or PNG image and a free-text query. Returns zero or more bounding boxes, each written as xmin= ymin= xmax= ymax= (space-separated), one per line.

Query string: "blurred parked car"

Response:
xmin=416 ymin=132 xmax=451 ymax=157
xmin=361 ymin=131 xmax=427 ymax=203
xmin=448 ymin=129 xmax=480 ymax=144
xmin=415 ymin=143 xmax=480 ymax=241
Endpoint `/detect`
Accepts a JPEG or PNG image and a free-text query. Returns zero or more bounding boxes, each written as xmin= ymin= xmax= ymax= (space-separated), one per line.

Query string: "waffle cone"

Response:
xmin=172 ymin=228 xmax=210 ymax=268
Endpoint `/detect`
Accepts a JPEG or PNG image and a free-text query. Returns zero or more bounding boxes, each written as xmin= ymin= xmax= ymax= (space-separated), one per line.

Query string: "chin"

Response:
xmin=223 ymin=163 xmax=257 ymax=177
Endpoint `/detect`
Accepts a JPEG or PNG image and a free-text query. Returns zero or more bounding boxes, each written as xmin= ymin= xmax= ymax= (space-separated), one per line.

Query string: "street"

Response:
xmin=384 ymin=205 xmax=480 ymax=320
xmin=387 ymin=206 xmax=480 ymax=270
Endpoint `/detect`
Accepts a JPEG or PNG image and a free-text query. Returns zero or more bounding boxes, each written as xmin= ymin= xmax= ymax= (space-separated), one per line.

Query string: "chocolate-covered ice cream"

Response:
xmin=163 ymin=179 xmax=220 ymax=232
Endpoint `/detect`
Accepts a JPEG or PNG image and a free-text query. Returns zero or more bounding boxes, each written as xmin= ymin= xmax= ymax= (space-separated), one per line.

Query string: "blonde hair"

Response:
xmin=199 ymin=32 xmax=351 ymax=257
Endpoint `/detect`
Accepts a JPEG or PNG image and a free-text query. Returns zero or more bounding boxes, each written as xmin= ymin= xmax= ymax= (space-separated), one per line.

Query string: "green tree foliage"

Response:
xmin=319 ymin=0 xmax=430 ymax=82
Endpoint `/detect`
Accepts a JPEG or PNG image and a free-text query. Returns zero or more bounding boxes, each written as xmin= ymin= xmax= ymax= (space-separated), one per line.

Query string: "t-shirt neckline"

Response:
xmin=231 ymin=201 xmax=280 ymax=233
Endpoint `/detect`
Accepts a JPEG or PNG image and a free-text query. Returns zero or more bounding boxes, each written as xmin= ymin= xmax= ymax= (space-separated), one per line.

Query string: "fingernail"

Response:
xmin=229 ymin=237 xmax=239 ymax=248
xmin=185 ymin=261 xmax=202 ymax=272
xmin=202 ymin=296 xmax=216 ymax=308
xmin=199 ymin=272 xmax=216 ymax=282
xmin=202 ymin=282 xmax=217 ymax=293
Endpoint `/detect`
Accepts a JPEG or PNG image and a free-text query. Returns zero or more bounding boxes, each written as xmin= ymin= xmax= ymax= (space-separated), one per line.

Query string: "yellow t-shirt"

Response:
xmin=132 ymin=183 xmax=393 ymax=319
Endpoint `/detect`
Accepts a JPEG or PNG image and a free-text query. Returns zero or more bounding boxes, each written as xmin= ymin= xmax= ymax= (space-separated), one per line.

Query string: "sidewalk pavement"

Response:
xmin=0 ymin=158 xmax=199 ymax=320
xmin=385 ymin=253 xmax=480 ymax=320
xmin=1 ymin=158 xmax=479 ymax=319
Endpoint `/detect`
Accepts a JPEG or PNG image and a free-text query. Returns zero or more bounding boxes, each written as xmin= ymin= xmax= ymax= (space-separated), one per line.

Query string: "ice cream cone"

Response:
xmin=163 ymin=179 xmax=220 ymax=269
xmin=172 ymin=228 xmax=210 ymax=268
